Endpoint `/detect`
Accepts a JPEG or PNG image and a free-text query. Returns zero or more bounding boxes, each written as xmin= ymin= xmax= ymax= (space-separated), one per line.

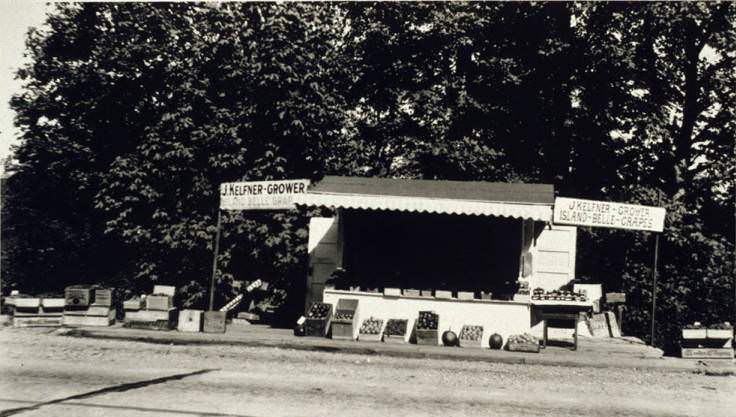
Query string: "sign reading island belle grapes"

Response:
xmin=554 ymin=197 xmax=665 ymax=232
xmin=220 ymin=179 xmax=310 ymax=210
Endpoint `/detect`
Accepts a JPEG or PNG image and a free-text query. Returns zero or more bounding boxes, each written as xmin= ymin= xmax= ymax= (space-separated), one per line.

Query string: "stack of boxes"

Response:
xmin=123 ymin=285 xmax=177 ymax=329
xmin=13 ymin=297 xmax=65 ymax=327
xmin=62 ymin=285 xmax=116 ymax=327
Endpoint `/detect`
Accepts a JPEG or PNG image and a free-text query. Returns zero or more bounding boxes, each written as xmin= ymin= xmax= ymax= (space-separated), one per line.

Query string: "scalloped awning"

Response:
xmin=294 ymin=176 xmax=554 ymax=222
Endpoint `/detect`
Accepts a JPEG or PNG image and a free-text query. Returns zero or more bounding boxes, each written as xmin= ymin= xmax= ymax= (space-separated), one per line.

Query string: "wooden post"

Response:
xmin=650 ymin=192 xmax=663 ymax=346
xmin=208 ymin=210 xmax=223 ymax=312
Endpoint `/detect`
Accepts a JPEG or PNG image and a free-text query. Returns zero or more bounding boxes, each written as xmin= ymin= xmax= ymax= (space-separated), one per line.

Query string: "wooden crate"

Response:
xmin=125 ymin=308 xmax=176 ymax=322
xmin=706 ymin=329 xmax=733 ymax=340
xmin=383 ymin=288 xmax=401 ymax=297
xmin=123 ymin=298 xmax=144 ymax=311
xmin=358 ymin=332 xmax=383 ymax=342
xmin=459 ymin=338 xmax=483 ymax=348
xmin=153 ymin=285 xmax=176 ymax=297
xmin=65 ymin=287 xmax=94 ymax=307
xmin=146 ymin=295 xmax=173 ymax=311
xmin=507 ymin=341 xmax=540 ymax=353
xmin=682 ymin=328 xmax=707 ymax=339
xmin=383 ymin=334 xmax=407 ymax=344
xmin=419 ymin=289 xmax=433 ymax=298
xmin=434 ymin=290 xmax=452 ymax=299
xmin=15 ymin=298 xmax=40 ymax=309
xmin=41 ymin=298 xmax=65 ymax=309
xmin=415 ymin=329 xmax=438 ymax=346
xmin=93 ymin=288 xmax=113 ymax=307
xmin=177 ymin=309 xmax=203 ymax=332
xmin=457 ymin=291 xmax=475 ymax=301
xmin=63 ymin=309 xmax=115 ymax=327
xmin=403 ymin=289 xmax=420 ymax=297
xmin=681 ymin=347 xmax=734 ymax=359
xmin=331 ymin=321 xmax=355 ymax=340
xmin=305 ymin=317 xmax=330 ymax=337
xmin=203 ymin=311 xmax=227 ymax=333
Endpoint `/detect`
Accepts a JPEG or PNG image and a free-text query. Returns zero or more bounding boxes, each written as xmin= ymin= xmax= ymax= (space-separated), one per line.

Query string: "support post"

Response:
xmin=650 ymin=232 xmax=660 ymax=346
xmin=208 ymin=210 xmax=223 ymax=311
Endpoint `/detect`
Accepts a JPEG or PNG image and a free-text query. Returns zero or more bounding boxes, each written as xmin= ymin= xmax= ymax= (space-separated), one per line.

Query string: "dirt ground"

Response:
xmin=1 ymin=327 xmax=734 ymax=417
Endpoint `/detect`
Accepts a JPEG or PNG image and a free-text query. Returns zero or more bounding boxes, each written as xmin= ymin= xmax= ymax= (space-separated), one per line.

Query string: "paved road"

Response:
xmin=1 ymin=327 xmax=734 ymax=417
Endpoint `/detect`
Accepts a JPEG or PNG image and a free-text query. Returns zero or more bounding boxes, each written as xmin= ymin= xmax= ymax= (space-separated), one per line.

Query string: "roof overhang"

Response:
xmin=294 ymin=176 xmax=554 ymax=222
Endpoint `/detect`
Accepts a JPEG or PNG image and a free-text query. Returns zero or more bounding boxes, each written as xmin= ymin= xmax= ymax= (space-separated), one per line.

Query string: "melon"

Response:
xmin=489 ymin=333 xmax=503 ymax=349
xmin=442 ymin=330 xmax=458 ymax=346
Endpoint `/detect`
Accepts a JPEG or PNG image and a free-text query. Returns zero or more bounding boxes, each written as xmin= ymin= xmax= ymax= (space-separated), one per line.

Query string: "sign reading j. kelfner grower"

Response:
xmin=220 ymin=179 xmax=310 ymax=210
xmin=553 ymin=197 xmax=665 ymax=232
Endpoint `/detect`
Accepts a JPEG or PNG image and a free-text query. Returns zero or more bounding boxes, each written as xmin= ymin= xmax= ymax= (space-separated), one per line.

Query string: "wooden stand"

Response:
xmin=681 ymin=327 xmax=733 ymax=359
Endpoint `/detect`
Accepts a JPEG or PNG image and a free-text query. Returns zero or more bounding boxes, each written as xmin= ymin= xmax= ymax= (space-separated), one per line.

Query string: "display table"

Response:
xmin=323 ymin=289 xmax=531 ymax=345
xmin=532 ymin=301 xmax=593 ymax=351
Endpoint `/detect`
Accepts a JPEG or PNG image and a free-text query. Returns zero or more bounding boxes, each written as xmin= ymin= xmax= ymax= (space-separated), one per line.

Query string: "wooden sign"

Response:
xmin=554 ymin=197 xmax=665 ymax=232
xmin=220 ymin=179 xmax=310 ymax=210
xmin=606 ymin=292 xmax=626 ymax=304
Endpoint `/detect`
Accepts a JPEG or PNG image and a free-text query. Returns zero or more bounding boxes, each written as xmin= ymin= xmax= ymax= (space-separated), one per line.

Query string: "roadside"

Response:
xmin=45 ymin=322 xmax=736 ymax=376
xmin=2 ymin=326 xmax=734 ymax=417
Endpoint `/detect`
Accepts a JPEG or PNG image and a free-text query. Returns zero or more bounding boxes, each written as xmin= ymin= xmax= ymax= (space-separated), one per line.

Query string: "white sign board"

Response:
xmin=554 ymin=197 xmax=665 ymax=232
xmin=220 ymin=179 xmax=309 ymax=210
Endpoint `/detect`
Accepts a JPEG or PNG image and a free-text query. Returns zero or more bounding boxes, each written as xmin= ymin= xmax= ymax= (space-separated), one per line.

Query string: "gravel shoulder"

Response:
xmin=1 ymin=327 xmax=734 ymax=417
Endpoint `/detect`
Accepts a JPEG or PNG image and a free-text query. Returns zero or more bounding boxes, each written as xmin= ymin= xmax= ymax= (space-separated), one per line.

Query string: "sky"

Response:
xmin=0 ymin=1 xmax=49 ymax=166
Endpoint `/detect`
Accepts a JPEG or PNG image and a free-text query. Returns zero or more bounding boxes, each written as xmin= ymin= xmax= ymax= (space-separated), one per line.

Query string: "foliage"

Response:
xmin=3 ymin=2 xmax=734 ymax=343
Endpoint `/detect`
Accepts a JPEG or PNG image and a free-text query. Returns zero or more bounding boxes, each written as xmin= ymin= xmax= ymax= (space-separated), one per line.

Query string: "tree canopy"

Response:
xmin=3 ymin=2 xmax=734 ymax=349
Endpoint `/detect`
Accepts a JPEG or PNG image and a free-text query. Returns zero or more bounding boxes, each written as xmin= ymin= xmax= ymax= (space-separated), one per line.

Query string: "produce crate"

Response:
xmin=203 ymin=310 xmax=226 ymax=333
xmin=93 ymin=288 xmax=113 ymax=307
xmin=383 ymin=288 xmax=401 ymax=297
xmin=706 ymin=329 xmax=733 ymax=339
xmin=383 ymin=319 xmax=409 ymax=344
xmin=506 ymin=341 xmax=540 ymax=353
xmin=358 ymin=317 xmax=384 ymax=342
xmin=415 ymin=329 xmax=438 ymax=346
xmin=331 ymin=300 xmax=358 ymax=341
xmin=419 ymin=289 xmax=433 ymax=298
xmin=331 ymin=321 xmax=355 ymax=340
xmin=457 ymin=291 xmax=475 ymax=301
xmin=153 ymin=285 xmax=176 ymax=297
xmin=177 ymin=310 xmax=203 ymax=332
xmin=15 ymin=298 xmax=40 ymax=309
xmin=682 ymin=328 xmax=707 ymax=339
xmin=434 ymin=290 xmax=452 ymax=299
xmin=480 ymin=291 xmax=493 ymax=300
xmin=458 ymin=325 xmax=484 ymax=348
xmin=304 ymin=302 xmax=332 ymax=337
xmin=403 ymin=289 xmax=420 ymax=297
xmin=681 ymin=347 xmax=734 ymax=359
xmin=65 ymin=286 xmax=94 ymax=307
xmin=123 ymin=297 xmax=144 ymax=311
xmin=41 ymin=298 xmax=65 ymax=309
xmin=146 ymin=295 xmax=173 ymax=311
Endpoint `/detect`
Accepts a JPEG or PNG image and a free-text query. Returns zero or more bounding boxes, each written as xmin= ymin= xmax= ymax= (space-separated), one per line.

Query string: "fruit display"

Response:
xmin=684 ymin=321 xmax=705 ymax=329
xmin=532 ymin=288 xmax=587 ymax=302
xmin=507 ymin=333 xmax=538 ymax=345
xmin=488 ymin=333 xmax=504 ymax=349
xmin=384 ymin=319 xmax=408 ymax=336
xmin=459 ymin=325 xmax=483 ymax=341
xmin=442 ymin=330 xmax=458 ymax=346
xmin=306 ymin=302 xmax=331 ymax=319
xmin=709 ymin=322 xmax=733 ymax=330
xmin=417 ymin=311 xmax=438 ymax=330
xmin=359 ymin=317 xmax=383 ymax=334
xmin=333 ymin=311 xmax=354 ymax=321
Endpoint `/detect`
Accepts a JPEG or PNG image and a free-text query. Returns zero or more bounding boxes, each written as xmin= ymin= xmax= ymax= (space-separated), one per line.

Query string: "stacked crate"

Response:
xmin=415 ymin=311 xmax=439 ymax=346
xmin=63 ymin=286 xmax=115 ymax=327
xmin=681 ymin=322 xmax=734 ymax=359
xmin=123 ymin=285 xmax=177 ymax=330
xmin=13 ymin=297 xmax=64 ymax=327
xmin=330 ymin=299 xmax=359 ymax=340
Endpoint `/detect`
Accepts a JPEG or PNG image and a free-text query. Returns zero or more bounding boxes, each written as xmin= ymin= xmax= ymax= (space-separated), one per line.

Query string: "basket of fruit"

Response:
xmin=458 ymin=325 xmax=484 ymax=348
xmin=415 ymin=311 xmax=439 ymax=345
xmin=506 ymin=333 xmax=540 ymax=353
xmin=384 ymin=319 xmax=409 ymax=344
xmin=358 ymin=317 xmax=384 ymax=342
xmin=706 ymin=322 xmax=733 ymax=340
xmin=682 ymin=322 xmax=707 ymax=340
xmin=305 ymin=302 xmax=332 ymax=337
